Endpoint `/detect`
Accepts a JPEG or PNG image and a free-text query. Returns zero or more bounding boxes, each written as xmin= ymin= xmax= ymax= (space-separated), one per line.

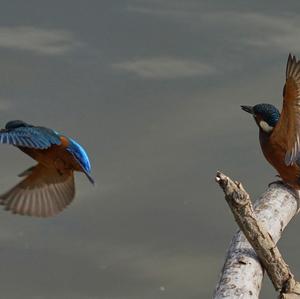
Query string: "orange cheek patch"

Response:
xmin=254 ymin=115 xmax=262 ymax=126
xmin=59 ymin=136 xmax=70 ymax=148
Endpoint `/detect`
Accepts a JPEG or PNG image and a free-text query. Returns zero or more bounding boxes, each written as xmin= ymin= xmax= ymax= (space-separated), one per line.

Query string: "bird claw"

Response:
xmin=268 ymin=180 xmax=285 ymax=188
xmin=268 ymin=180 xmax=300 ymax=213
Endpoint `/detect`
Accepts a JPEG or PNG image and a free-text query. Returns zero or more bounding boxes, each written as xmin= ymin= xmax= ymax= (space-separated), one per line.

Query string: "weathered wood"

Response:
xmin=213 ymin=172 xmax=300 ymax=299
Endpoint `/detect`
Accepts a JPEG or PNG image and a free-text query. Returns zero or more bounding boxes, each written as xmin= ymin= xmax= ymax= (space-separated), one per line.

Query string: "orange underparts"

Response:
xmin=20 ymin=136 xmax=82 ymax=173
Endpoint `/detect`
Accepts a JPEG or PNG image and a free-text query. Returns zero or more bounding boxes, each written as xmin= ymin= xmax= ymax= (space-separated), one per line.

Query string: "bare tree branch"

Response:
xmin=213 ymin=171 xmax=300 ymax=299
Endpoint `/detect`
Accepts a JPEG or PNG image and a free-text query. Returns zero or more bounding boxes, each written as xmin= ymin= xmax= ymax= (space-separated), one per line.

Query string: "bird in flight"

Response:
xmin=242 ymin=54 xmax=300 ymax=191
xmin=0 ymin=120 xmax=93 ymax=217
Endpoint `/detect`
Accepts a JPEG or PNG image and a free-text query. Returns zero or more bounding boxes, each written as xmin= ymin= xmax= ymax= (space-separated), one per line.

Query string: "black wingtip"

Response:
xmin=287 ymin=53 xmax=295 ymax=65
xmin=286 ymin=53 xmax=299 ymax=79
xmin=287 ymin=54 xmax=292 ymax=78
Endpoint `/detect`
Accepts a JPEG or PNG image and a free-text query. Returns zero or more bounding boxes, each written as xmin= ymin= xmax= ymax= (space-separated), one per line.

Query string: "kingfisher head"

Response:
xmin=241 ymin=103 xmax=280 ymax=134
xmin=67 ymin=138 xmax=94 ymax=184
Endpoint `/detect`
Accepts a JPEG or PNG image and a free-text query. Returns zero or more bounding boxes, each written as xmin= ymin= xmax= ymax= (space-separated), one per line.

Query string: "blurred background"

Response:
xmin=0 ymin=1 xmax=299 ymax=298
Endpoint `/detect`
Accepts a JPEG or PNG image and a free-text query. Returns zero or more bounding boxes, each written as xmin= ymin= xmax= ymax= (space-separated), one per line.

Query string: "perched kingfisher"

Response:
xmin=242 ymin=54 xmax=300 ymax=191
xmin=0 ymin=120 xmax=94 ymax=217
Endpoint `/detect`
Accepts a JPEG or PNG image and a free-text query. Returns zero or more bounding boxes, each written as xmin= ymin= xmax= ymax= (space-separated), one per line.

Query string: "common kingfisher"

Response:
xmin=0 ymin=120 xmax=94 ymax=217
xmin=242 ymin=54 xmax=300 ymax=191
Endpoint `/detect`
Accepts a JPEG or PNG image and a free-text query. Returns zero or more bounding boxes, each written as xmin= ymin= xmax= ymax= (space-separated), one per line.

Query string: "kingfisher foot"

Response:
xmin=268 ymin=180 xmax=285 ymax=188
xmin=268 ymin=181 xmax=300 ymax=212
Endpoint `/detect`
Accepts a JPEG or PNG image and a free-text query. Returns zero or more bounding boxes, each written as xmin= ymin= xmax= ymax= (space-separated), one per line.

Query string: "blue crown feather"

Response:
xmin=253 ymin=104 xmax=280 ymax=127
xmin=67 ymin=138 xmax=91 ymax=174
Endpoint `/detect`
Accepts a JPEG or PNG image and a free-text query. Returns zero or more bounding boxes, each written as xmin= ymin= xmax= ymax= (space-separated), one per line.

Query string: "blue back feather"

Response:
xmin=0 ymin=121 xmax=61 ymax=149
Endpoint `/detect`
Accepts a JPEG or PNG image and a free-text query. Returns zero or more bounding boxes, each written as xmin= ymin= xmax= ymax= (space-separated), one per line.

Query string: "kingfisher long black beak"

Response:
xmin=241 ymin=105 xmax=254 ymax=114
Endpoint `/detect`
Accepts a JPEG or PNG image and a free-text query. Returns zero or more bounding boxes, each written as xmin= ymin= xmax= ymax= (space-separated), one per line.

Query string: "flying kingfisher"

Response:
xmin=0 ymin=120 xmax=94 ymax=217
xmin=242 ymin=54 xmax=300 ymax=190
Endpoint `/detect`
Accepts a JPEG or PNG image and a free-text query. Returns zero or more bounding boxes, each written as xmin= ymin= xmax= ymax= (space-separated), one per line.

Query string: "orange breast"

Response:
xmin=20 ymin=136 xmax=82 ymax=173
xmin=260 ymin=130 xmax=300 ymax=189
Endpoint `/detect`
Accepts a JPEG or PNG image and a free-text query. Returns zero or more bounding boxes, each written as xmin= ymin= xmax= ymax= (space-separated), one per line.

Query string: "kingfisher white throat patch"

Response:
xmin=259 ymin=120 xmax=274 ymax=133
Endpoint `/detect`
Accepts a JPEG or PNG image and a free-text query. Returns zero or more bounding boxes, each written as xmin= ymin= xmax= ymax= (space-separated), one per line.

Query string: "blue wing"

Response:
xmin=0 ymin=121 xmax=61 ymax=149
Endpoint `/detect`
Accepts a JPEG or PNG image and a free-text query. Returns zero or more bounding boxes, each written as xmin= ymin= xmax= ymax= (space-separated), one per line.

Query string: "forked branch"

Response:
xmin=213 ymin=171 xmax=300 ymax=299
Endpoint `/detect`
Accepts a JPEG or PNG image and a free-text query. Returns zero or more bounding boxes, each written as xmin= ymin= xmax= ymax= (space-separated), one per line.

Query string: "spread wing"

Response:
xmin=274 ymin=54 xmax=300 ymax=165
xmin=0 ymin=125 xmax=61 ymax=149
xmin=0 ymin=164 xmax=75 ymax=217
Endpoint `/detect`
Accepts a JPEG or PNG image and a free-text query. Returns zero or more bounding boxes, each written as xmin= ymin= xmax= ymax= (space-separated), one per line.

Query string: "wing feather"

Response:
xmin=274 ymin=54 xmax=300 ymax=165
xmin=0 ymin=164 xmax=75 ymax=217
xmin=0 ymin=126 xmax=61 ymax=149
